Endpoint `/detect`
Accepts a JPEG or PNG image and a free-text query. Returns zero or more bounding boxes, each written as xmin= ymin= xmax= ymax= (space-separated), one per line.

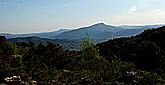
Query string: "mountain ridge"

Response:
xmin=0 ymin=29 xmax=70 ymax=39
xmin=55 ymin=23 xmax=164 ymax=41
xmin=8 ymin=36 xmax=81 ymax=50
xmin=1 ymin=23 xmax=164 ymax=42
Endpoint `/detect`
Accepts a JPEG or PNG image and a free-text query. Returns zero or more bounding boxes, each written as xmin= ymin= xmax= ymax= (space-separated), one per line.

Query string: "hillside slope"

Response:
xmin=98 ymin=26 xmax=165 ymax=71
xmin=8 ymin=36 xmax=81 ymax=50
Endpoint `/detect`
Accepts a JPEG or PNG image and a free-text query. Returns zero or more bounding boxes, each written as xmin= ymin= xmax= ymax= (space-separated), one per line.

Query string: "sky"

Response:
xmin=0 ymin=0 xmax=165 ymax=33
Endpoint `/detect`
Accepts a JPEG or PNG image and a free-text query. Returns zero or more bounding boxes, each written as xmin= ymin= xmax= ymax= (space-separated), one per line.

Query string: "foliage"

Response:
xmin=0 ymin=26 xmax=165 ymax=84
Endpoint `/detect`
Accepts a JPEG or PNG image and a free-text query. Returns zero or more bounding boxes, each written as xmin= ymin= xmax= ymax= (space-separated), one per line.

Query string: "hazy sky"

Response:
xmin=0 ymin=0 xmax=165 ymax=33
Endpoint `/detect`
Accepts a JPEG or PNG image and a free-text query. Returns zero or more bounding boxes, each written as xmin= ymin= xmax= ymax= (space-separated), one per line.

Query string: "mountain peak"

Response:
xmin=93 ymin=23 xmax=106 ymax=26
xmin=88 ymin=23 xmax=108 ymax=28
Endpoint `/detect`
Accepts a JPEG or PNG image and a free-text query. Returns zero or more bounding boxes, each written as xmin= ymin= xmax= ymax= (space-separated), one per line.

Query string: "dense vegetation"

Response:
xmin=8 ymin=36 xmax=81 ymax=50
xmin=0 ymin=26 xmax=165 ymax=84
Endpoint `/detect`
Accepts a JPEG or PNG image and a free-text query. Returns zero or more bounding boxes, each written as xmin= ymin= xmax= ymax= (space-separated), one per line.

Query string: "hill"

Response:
xmin=8 ymin=36 xmax=81 ymax=50
xmin=98 ymin=26 xmax=165 ymax=71
xmin=1 ymin=26 xmax=165 ymax=84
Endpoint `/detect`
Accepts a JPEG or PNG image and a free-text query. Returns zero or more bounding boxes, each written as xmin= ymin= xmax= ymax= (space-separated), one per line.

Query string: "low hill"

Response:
xmin=8 ymin=36 xmax=81 ymax=50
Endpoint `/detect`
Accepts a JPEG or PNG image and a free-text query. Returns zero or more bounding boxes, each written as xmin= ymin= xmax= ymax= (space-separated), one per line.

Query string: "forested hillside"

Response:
xmin=8 ymin=36 xmax=81 ymax=50
xmin=0 ymin=26 xmax=165 ymax=84
xmin=98 ymin=26 xmax=165 ymax=71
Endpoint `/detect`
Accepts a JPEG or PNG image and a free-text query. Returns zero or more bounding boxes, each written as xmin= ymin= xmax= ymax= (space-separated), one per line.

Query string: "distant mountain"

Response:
xmin=55 ymin=23 xmax=124 ymax=41
xmin=115 ymin=29 xmax=144 ymax=37
xmin=8 ymin=36 xmax=81 ymax=50
xmin=4 ymin=23 xmax=164 ymax=50
xmin=28 ymin=29 xmax=70 ymax=38
xmin=55 ymin=23 xmax=164 ymax=41
xmin=114 ymin=25 xmax=165 ymax=37
xmin=0 ymin=29 xmax=70 ymax=39
xmin=1 ymin=23 xmax=164 ymax=43
xmin=80 ymin=23 xmax=124 ymax=32
xmin=118 ymin=25 xmax=164 ymax=29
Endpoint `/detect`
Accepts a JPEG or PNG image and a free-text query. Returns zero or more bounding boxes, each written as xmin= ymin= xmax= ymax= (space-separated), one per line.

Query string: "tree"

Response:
xmin=0 ymin=36 xmax=6 ymax=43
xmin=80 ymin=35 xmax=99 ymax=61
